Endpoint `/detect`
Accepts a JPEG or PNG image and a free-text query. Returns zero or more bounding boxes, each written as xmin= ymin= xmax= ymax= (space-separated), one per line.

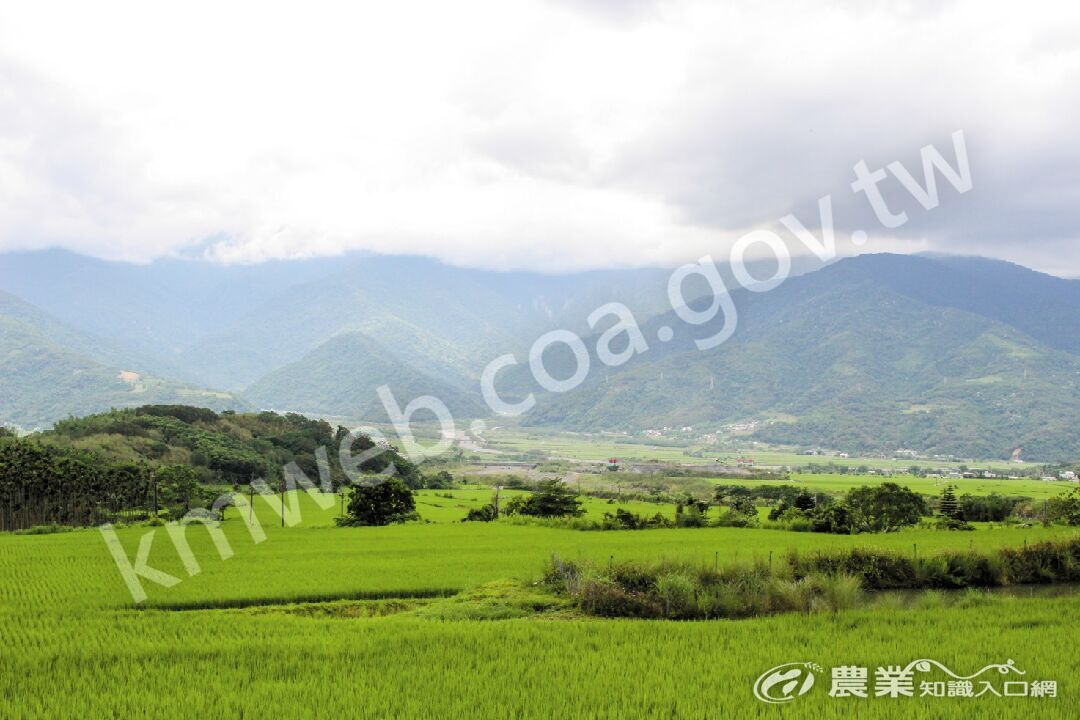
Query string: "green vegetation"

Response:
xmin=548 ymin=536 xmax=1080 ymax=620
xmin=47 ymin=405 xmax=345 ymax=481
xmin=524 ymin=255 xmax=1080 ymax=460
xmin=339 ymin=477 xmax=418 ymax=526
xmin=0 ymin=291 xmax=246 ymax=430
xmin=0 ymin=405 xmax=431 ymax=530
xmin=760 ymin=482 xmax=926 ymax=534
xmin=2 ymin=400 xmax=1079 ymax=718
xmin=506 ymin=479 xmax=584 ymax=518
xmin=244 ymin=330 xmax=484 ymax=419
xmin=2 ymin=480 xmax=1080 ymax=718
xmin=477 ymin=425 xmax=1048 ymax=474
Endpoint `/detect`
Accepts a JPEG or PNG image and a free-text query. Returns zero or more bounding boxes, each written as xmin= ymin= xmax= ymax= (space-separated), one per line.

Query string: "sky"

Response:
xmin=1 ymin=0 xmax=1079 ymax=275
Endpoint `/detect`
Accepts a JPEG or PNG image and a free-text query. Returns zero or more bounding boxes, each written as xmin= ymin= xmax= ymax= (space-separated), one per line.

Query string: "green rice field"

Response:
xmin=2 ymin=489 xmax=1078 ymax=718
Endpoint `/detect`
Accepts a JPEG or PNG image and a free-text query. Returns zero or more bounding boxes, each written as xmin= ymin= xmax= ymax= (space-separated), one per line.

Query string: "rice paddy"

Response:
xmin=2 ymin=488 xmax=1078 ymax=718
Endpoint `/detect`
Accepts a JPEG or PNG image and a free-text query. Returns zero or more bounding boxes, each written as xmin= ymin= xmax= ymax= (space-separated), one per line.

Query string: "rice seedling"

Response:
xmin=1 ymin=492 xmax=1077 ymax=718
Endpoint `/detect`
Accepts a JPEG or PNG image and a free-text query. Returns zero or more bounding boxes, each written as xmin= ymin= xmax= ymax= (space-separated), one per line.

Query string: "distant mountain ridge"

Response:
xmin=0 ymin=290 xmax=246 ymax=428
xmin=523 ymin=254 xmax=1080 ymax=460
xmin=244 ymin=331 xmax=485 ymax=420
xmin=1 ymin=249 xmax=1077 ymax=460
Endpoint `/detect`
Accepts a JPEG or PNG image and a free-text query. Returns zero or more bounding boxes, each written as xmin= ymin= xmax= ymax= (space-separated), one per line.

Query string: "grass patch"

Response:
xmin=548 ymin=536 xmax=1080 ymax=619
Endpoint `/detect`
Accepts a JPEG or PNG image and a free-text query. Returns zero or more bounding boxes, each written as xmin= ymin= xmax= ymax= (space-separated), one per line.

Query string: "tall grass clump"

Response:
xmin=550 ymin=537 xmax=1080 ymax=620
xmin=545 ymin=555 xmax=863 ymax=620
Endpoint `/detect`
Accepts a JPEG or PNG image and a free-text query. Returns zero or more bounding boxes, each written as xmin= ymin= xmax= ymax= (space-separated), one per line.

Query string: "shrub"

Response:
xmin=809 ymin=504 xmax=852 ymax=534
xmin=655 ymin=573 xmax=697 ymax=618
xmin=577 ymin=581 xmax=663 ymax=618
xmin=464 ymin=504 xmax=498 ymax=522
xmin=1000 ymin=539 xmax=1080 ymax=584
xmin=600 ymin=509 xmax=673 ymax=530
xmin=424 ymin=470 xmax=455 ymax=490
xmin=337 ymin=478 xmax=418 ymax=526
xmin=958 ymin=493 xmax=1025 ymax=522
xmin=515 ymin=480 xmax=584 ymax=518
xmin=675 ymin=506 xmax=708 ymax=528
xmin=931 ymin=517 xmax=976 ymax=531
xmin=13 ymin=524 xmax=73 ymax=536
xmin=788 ymin=549 xmax=917 ymax=590
xmin=845 ymin=483 xmax=927 ymax=533
xmin=713 ymin=508 xmax=758 ymax=528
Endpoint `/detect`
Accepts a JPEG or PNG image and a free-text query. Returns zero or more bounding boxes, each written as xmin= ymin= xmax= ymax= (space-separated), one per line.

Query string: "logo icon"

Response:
xmin=753 ymin=662 xmax=822 ymax=704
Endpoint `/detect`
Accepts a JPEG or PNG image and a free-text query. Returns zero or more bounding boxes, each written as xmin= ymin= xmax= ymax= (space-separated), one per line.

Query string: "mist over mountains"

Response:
xmin=0 ymin=250 xmax=1077 ymax=460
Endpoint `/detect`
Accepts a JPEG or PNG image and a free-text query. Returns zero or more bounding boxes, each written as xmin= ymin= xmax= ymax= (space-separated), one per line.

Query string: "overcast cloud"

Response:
xmin=1 ymin=0 xmax=1078 ymax=274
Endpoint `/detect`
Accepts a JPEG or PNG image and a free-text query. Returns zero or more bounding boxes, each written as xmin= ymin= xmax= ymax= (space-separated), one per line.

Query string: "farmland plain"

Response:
xmin=3 ymin=488 xmax=1079 ymax=719
xmin=476 ymin=426 xmax=1044 ymax=473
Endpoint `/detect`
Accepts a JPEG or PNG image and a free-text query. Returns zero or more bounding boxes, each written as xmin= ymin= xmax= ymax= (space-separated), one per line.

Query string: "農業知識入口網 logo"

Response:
xmin=753 ymin=659 xmax=1057 ymax=703
xmin=752 ymin=662 xmax=823 ymax=704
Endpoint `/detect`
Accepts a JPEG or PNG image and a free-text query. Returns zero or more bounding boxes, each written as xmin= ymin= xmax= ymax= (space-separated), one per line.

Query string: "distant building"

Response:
xmin=1061 ymin=471 xmax=1078 ymax=482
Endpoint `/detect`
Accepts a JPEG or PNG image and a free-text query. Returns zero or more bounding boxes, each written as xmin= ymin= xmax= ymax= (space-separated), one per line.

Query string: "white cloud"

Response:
xmin=0 ymin=0 xmax=1078 ymax=274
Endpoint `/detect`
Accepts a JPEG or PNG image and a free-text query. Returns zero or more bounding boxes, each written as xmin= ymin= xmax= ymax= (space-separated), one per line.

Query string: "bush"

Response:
xmin=845 ymin=483 xmax=926 ymax=533
xmin=930 ymin=517 xmax=976 ymax=531
xmin=958 ymin=493 xmax=1025 ymax=522
xmin=809 ymin=504 xmax=852 ymax=534
xmin=551 ymin=538 xmax=1080 ymax=621
xmin=13 ymin=524 xmax=74 ymax=536
xmin=515 ymin=480 xmax=584 ymax=518
xmin=337 ymin=478 xmax=418 ymax=526
xmin=424 ymin=470 xmax=455 ymax=490
xmin=713 ymin=508 xmax=758 ymax=528
xmin=789 ymin=548 xmax=917 ymax=590
xmin=577 ymin=581 xmax=663 ymax=618
xmin=1000 ymin=539 xmax=1080 ymax=584
xmin=675 ymin=506 xmax=708 ymax=528
xmin=600 ymin=508 xmax=673 ymax=530
xmin=463 ymin=503 xmax=498 ymax=522
xmin=548 ymin=556 xmax=865 ymax=620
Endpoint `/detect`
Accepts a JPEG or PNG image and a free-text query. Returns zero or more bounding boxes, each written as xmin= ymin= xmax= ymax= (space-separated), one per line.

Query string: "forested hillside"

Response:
xmin=524 ymin=255 xmax=1080 ymax=460
xmin=0 ymin=405 xmax=432 ymax=531
xmin=0 ymin=292 xmax=245 ymax=428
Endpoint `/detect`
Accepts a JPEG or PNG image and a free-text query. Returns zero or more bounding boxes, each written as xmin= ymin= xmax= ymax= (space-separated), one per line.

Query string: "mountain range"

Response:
xmin=0 ymin=249 xmax=1076 ymax=460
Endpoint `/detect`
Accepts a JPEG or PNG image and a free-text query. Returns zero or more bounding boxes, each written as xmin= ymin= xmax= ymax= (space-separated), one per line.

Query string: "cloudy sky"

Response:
xmin=1 ymin=0 xmax=1079 ymax=274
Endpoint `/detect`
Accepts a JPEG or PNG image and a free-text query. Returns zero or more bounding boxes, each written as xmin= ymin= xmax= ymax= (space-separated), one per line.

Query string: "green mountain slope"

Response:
xmin=0 ymin=292 xmax=246 ymax=429
xmin=524 ymin=256 xmax=1080 ymax=460
xmin=244 ymin=331 xmax=485 ymax=420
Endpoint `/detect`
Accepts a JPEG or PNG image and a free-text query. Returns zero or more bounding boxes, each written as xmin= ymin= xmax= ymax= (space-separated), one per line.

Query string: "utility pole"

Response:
xmin=280 ymin=474 xmax=285 ymax=528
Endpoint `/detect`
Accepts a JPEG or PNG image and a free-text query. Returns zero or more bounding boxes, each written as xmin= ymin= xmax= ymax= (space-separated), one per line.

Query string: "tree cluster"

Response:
xmin=765 ymin=482 xmax=927 ymax=534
